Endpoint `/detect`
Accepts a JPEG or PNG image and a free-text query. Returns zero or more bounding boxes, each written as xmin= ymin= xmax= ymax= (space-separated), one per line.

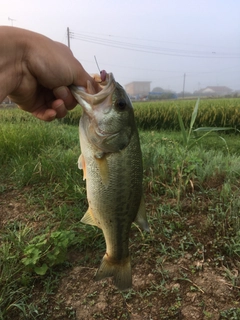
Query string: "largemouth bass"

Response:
xmin=70 ymin=73 xmax=149 ymax=291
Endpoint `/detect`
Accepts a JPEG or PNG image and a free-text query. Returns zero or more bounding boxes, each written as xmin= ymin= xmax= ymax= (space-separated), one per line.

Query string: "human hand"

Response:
xmin=1 ymin=27 xmax=101 ymax=121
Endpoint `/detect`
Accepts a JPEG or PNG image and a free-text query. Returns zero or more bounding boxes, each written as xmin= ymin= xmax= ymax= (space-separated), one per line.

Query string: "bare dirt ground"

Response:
xmin=1 ymin=189 xmax=240 ymax=320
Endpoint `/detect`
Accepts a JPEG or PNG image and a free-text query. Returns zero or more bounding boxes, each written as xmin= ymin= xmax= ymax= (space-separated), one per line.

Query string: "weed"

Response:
xmin=22 ymin=230 xmax=75 ymax=275
xmin=220 ymin=308 xmax=240 ymax=319
xmin=176 ymin=99 xmax=234 ymax=204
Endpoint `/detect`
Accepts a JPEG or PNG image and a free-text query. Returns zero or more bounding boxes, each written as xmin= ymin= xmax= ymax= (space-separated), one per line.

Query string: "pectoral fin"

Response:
xmin=81 ymin=208 xmax=98 ymax=227
xmin=78 ymin=154 xmax=87 ymax=180
xmin=134 ymin=196 xmax=149 ymax=232
xmin=95 ymin=154 xmax=109 ymax=187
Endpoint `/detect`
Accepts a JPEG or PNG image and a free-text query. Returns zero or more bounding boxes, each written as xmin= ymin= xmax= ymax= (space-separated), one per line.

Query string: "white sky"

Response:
xmin=1 ymin=0 xmax=240 ymax=93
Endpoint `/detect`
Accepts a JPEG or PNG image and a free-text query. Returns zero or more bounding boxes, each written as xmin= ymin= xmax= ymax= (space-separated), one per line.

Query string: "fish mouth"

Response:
xmin=70 ymin=73 xmax=116 ymax=116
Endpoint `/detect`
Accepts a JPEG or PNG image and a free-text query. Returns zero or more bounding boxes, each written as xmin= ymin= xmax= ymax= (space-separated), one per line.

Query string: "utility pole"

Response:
xmin=8 ymin=17 xmax=16 ymax=26
xmin=67 ymin=27 xmax=70 ymax=49
xmin=182 ymin=73 xmax=186 ymax=99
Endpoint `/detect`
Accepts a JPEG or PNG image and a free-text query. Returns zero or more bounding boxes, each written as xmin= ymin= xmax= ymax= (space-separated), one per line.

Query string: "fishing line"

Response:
xmin=94 ymin=55 xmax=101 ymax=73
xmin=94 ymin=56 xmax=107 ymax=82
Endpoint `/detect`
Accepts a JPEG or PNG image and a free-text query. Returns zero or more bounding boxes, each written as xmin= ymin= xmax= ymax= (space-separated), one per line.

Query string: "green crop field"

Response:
xmin=1 ymin=99 xmax=240 ymax=319
xmin=59 ymin=98 xmax=240 ymax=131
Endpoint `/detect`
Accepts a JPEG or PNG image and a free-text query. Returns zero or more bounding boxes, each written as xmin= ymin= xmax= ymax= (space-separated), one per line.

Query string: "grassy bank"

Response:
xmin=0 ymin=107 xmax=240 ymax=319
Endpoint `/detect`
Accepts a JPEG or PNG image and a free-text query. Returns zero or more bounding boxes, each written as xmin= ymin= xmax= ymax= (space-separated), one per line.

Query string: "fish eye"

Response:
xmin=115 ymin=98 xmax=127 ymax=111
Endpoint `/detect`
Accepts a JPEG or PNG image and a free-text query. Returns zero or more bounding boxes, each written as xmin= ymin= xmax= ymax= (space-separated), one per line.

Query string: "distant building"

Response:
xmin=194 ymin=86 xmax=232 ymax=97
xmin=125 ymin=81 xmax=151 ymax=97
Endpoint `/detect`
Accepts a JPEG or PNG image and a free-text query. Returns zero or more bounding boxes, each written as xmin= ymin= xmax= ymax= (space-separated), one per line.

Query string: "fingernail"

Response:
xmin=54 ymin=86 xmax=69 ymax=99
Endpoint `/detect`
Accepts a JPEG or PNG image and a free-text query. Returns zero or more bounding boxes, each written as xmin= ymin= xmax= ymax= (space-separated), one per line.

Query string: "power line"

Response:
xmin=80 ymin=55 xmax=240 ymax=74
xmin=69 ymin=29 xmax=240 ymax=59
xmin=67 ymin=27 xmax=70 ymax=49
xmin=69 ymin=29 xmax=240 ymax=52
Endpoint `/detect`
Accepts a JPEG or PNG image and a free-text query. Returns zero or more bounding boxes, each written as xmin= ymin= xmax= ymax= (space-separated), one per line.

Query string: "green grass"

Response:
xmin=1 ymin=105 xmax=240 ymax=318
xmin=0 ymin=109 xmax=105 ymax=319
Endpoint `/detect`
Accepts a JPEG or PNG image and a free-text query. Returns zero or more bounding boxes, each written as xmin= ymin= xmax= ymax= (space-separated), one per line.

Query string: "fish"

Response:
xmin=70 ymin=72 xmax=149 ymax=291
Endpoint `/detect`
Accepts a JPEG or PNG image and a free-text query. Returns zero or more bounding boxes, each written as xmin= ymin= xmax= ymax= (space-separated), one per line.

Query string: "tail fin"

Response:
xmin=94 ymin=254 xmax=132 ymax=291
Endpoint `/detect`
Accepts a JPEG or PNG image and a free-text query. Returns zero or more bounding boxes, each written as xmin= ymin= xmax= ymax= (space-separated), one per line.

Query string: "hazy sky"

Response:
xmin=1 ymin=0 xmax=240 ymax=93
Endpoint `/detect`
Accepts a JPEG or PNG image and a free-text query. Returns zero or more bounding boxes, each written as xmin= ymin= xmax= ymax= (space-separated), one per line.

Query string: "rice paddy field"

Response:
xmin=1 ymin=98 xmax=240 ymax=319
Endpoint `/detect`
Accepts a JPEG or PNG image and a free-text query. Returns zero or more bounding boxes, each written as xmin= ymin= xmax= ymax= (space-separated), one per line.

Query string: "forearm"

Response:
xmin=0 ymin=26 xmax=27 ymax=101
